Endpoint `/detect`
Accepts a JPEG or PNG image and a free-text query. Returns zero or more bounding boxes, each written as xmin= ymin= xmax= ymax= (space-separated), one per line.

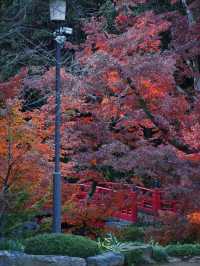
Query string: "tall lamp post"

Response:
xmin=49 ymin=0 xmax=72 ymax=233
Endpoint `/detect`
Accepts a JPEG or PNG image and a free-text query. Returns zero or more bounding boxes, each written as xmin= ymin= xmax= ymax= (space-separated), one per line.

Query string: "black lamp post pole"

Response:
xmin=53 ymin=38 xmax=62 ymax=233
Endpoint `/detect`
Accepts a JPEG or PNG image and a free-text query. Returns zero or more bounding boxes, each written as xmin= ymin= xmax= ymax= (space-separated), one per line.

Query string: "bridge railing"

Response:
xmin=75 ymin=183 xmax=138 ymax=223
xmin=98 ymin=182 xmax=176 ymax=214
xmin=64 ymin=182 xmax=177 ymax=223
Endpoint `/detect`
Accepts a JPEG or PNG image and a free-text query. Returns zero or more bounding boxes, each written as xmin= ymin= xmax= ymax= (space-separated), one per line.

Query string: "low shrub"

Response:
xmin=122 ymin=248 xmax=144 ymax=266
xmin=24 ymin=233 xmax=99 ymax=258
xmin=0 ymin=239 xmax=24 ymax=251
xmin=152 ymin=245 xmax=168 ymax=262
xmin=118 ymin=226 xmax=144 ymax=242
xmin=0 ymin=189 xmax=39 ymax=239
xmin=166 ymin=244 xmax=200 ymax=257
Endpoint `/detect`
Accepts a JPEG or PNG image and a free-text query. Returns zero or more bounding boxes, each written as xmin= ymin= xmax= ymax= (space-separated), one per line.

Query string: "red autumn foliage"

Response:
xmin=0 ymin=69 xmax=27 ymax=104
xmin=0 ymin=76 xmax=51 ymax=221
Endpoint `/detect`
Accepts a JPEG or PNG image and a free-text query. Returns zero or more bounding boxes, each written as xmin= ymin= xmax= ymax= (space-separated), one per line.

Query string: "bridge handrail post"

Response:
xmin=130 ymin=191 xmax=137 ymax=223
xmin=152 ymin=189 xmax=161 ymax=214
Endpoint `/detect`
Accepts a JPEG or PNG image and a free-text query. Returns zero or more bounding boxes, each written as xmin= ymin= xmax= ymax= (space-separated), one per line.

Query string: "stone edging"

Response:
xmin=0 ymin=251 xmax=124 ymax=266
xmin=4 ymin=248 xmax=200 ymax=266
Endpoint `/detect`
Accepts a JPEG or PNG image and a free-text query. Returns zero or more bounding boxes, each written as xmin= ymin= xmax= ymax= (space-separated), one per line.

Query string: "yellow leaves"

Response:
xmin=0 ymin=100 xmax=50 ymax=198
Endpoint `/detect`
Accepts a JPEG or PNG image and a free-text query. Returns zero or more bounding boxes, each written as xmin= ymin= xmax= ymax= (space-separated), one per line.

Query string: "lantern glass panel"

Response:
xmin=50 ymin=0 xmax=66 ymax=21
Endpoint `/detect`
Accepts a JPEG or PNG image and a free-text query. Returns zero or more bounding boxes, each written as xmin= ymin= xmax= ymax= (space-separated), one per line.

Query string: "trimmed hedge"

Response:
xmin=166 ymin=244 xmax=200 ymax=257
xmin=0 ymin=239 xmax=24 ymax=251
xmin=24 ymin=233 xmax=100 ymax=258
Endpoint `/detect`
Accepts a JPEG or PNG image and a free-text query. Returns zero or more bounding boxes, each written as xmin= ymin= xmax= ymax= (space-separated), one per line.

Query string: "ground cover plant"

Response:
xmin=166 ymin=243 xmax=200 ymax=257
xmin=151 ymin=245 xmax=168 ymax=263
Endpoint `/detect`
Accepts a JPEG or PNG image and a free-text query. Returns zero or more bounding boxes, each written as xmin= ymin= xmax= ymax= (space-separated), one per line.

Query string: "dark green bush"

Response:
xmin=0 ymin=190 xmax=37 ymax=239
xmin=122 ymin=248 xmax=144 ymax=266
xmin=118 ymin=226 xmax=144 ymax=242
xmin=152 ymin=245 xmax=168 ymax=262
xmin=24 ymin=233 xmax=100 ymax=258
xmin=0 ymin=239 xmax=24 ymax=251
xmin=166 ymin=244 xmax=200 ymax=257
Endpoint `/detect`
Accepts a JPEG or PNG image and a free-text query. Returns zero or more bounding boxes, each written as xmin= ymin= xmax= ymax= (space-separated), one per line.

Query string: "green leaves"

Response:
xmin=0 ymin=239 xmax=24 ymax=252
xmin=24 ymin=233 xmax=100 ymax=257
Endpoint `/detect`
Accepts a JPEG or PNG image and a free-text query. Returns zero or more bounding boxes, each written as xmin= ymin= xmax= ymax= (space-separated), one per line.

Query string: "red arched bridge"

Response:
xmin=65 ymin=181 xmax=177 ymax=223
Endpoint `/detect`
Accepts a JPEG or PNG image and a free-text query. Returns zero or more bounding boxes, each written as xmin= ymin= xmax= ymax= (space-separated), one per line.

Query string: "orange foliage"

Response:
xmin=140 ymin=79 xmax=165 ymax=98
xmin=0 ymin=99 xmax=51 ymax=211
xmin=82 ymin=116 xmax=93 ymax=124
xmin=96 ymin=40 xmax=109 ymax=51
xmin=60 ymin=184 xmax=112 ymax=237
xmin=178 ymin=152 xmax=200 ymax=162
xmin=106 ymin=71 xmax=120 ymax=84
xmin=90 ymin=159 xmax=97 ymax=166
xmin=54 ymin=183 xmax=135 ymax=237
xmin=188 ymin=212 xmax=200 ymax=225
